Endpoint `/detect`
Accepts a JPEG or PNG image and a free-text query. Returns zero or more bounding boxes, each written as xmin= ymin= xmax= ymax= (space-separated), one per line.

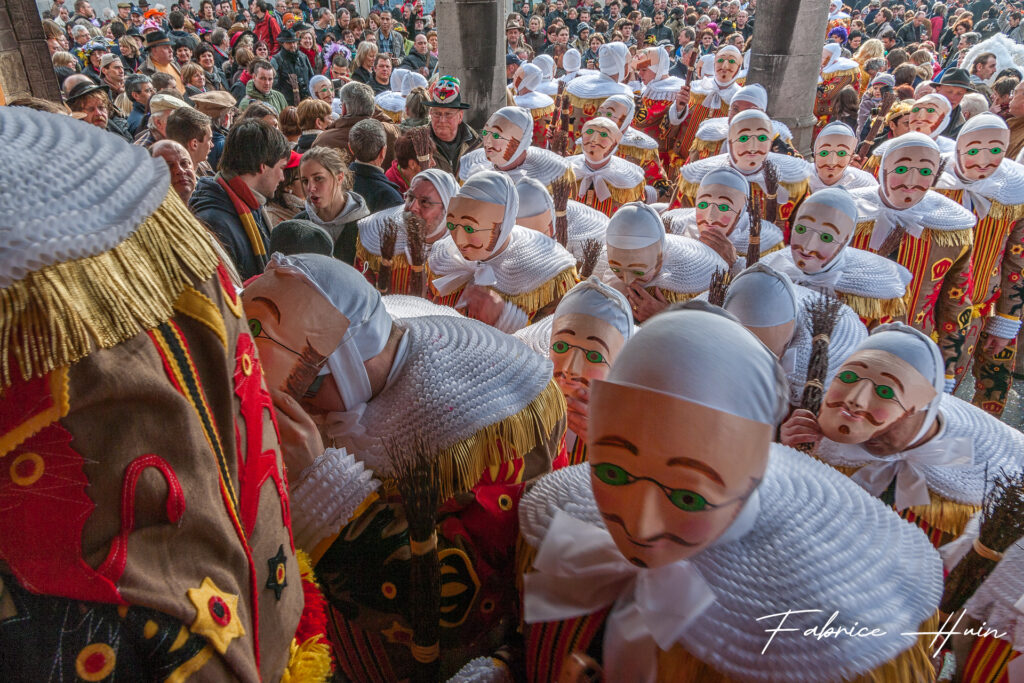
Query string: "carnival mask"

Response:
xmin=606 ymin=242 xmax=663 ymax=286
xmin=512 ymin=65 xmax=527 ymax=94
xmin=550 ymin=312 xmax=626 ymax=395
xmin=242 ymin=269 xmax=350 ymax=400
xmin=956 ymin=126 xmax=1008 ymax=181
xmin=588 ymin=382 xmax=770 ymax=568
xmin=714 ymin=50 xmax=741 ymax=84
xmin=728 ymin=118 xmax=771 ymax=172
xmin=481 ymin=114 xmax=525 ymax=167
xmin=813 ymin=133 xmax=856 ymax=185
xmin=581 ymin=122 xmax=618 ymax=164
xmin=517 ymin=210 xmax=553 ymax=236
xmin=908 ymin=98 xmax=949 ymax=136
xmin=790 ymin=201 xmax=853 ymax=273
xmin=445 ymin=195 xmax=507 ymax=261
xmin=695 ymin=182 xmax=746 ymax=236
xmin=818 ymin=349 xmax=936 ymax=444
xmin=881 ymin=143 xmax=939 ymax=208
xmin=747 ymin=320 xmax=795 ymax=358
xmin=595 ymin=99 xmax=630 ymax=131
xmin=635 ymin=50 xmax=656 ymax=84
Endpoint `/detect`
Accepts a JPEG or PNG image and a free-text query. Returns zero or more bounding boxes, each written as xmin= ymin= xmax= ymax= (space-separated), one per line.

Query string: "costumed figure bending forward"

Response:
xmin=242 ymin=254 xmax=569 ymax=682
xmin=632 ymin=46 xmax=685 ymax=175
xmin=815 ymin=43 xmax=861 ymax=134
xmin=511 ymin=63 xmax=557 ymax=148
xmin=515 ymin=177 xmax=607 ymax=260
xmin=521 ymin=304 xmax=944 ymax=683
xmin=429 ymin=171 xmax=578 ymax=332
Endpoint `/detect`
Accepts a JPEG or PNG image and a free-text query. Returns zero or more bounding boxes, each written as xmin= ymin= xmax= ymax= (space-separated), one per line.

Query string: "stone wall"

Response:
xmin=435 ymin=0 xmax=505 ymax=129
xmin=0 ymin=0 xmax=60 ymax=104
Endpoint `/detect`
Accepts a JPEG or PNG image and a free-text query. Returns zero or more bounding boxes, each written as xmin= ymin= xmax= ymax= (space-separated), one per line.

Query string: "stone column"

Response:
xmin=435 ymin=0 xmax=505 ymax=129
xmin=746 ymin=0 xmax=829 ymax=156
xmin=0 ymin=0 xmax=60 ymax=104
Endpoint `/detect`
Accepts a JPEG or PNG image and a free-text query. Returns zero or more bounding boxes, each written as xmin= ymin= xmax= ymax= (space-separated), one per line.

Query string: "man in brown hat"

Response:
xmin=932 ymin=67 xmax=975 ymax=138
xmin=506 ymin=18 xmax=524 ymax=55
xmin=424 ymin=75 xmax=481 ymax=176
xmin=191 ymin=90 xmax=236 ymax=171
xmin=141 ymin=30 xmax=185 ymax=94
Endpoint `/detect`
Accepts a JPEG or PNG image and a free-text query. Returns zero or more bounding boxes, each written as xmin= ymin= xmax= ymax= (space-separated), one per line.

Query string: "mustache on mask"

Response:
xmin=554 ymin=371 xmax=591 ymax=387
xmin=888 ymin=182 xmax=929 ymax=192
xmin=602 ymin=512 xmax=699 ymax=547
xmin=825 ymin=399 xmax=884 ymax=426
xmin=795 ymin=247 xmax=827 ymax=260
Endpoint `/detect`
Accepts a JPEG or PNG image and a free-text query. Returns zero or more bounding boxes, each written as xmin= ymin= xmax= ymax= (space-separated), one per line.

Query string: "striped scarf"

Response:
xmin=216 ymin=173 xmax=268 ymax=271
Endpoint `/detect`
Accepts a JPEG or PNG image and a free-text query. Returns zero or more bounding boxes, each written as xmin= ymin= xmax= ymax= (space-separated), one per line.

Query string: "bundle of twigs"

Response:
xmin=546 ymin=81 xmax=567 ymax=153
xmin=578 ymin=239 xmax=603 ymax=278
xmin=762 ymin=158 xmax=779 ymax=227
xmin=940 ymin=469 xmax=1024 ymax=614
xmin=378 ymin=220 xmax=399 ymax=295
xmin=877 ymin=224 xmax=907 ymax=259
xmin=797 ymin=295 xmax=845 ymax=453
xmin=410 ymin=126 xmax=435 ymax=169
xmin=745 ymin=192 xmax=762 ymax=266
xmin=405 ymin=212 xmax=428 ymax=297
xmin=708 ymin=268 xmax=732 ymax=307
xmin=391 ymin=435 xmax=444 ymax=682
xmin=551 ymin=179 xmax=571 ymax=247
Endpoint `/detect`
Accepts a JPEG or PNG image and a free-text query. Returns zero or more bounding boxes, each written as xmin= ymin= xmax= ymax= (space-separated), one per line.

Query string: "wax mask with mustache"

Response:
xmin=481 ymin=108 xmax=529 ymax=167
xmin=581 ymin=119 xmax=620 ymax=164
xmin=880 ymin=137 xmax=939 ymax=208
xmin=907 ymin=94 xmax=951 ymax=137
xmin=242 ymin=269 xmax=350 ymax=401
xmin=588 ymin=306 xmax=783 ymax=568
xmin=728 ymin=110 xmax=772 ymax=172
xmin=551 ymin=313 xmax=626 ymax=393
xmin=790 ymin=197 xmax=855 ymax=273
xmin=595 ymin=95 xmax=633 ymax=131
xmin=713 ymin=45 xmax=742 ymax=84
xmin=445 ymin=194 xmax=507 ymax=260
xmin=818 ymin=349 xmax=936 ymax=444
xmin=695 ymin=182 xmax=746 ymax=236
xmin=956 ymin=114 xmax=1009 ymax=181
xmin=813 ymin=122 xmax=857 ymax=185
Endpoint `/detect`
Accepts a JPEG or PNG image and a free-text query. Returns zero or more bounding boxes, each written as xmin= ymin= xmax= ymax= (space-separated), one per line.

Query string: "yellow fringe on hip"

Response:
xmin=0 ymin=189 xmax=220 ymax=388
xmin=655 ymin=611 xmax=941 ymax=683
xmin=922 ymin=227 xmax=974 ymax=249
xmin=987 ymin=199 xmax=1024 ymax=222
xmin=656 ymin=288 xmax=699 ymax=304
xmin=567 ymin=93 xmax=607 ymax=110
xmin=281 ymin=636 xmax=333 ymax=683
xmin=355 ymin=239 xmax=412 ymax=273
xmin=430 ymin=378 xmax=566 ymax=502
xmin=780 ymin=178 xmax=810 ymax=202
xmin=839 ymin=292 xmax=908 ymax=321
xmin=494 ymin=267 xmax=579 ymax=314
xmin=529 ymin=102 xmax=557 ymax=118
xmin=905 ymin=492 xmax=980 ymax=538
xmin=619 ymin=144 xmax=659 ymax=164
xmin=691 ymin=137 xmax=723 ymax=156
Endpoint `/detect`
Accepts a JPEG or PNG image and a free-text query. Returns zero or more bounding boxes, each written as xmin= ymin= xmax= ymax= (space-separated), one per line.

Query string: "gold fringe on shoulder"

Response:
xmin=922 ymin=227 xmax=974 ymax=249
xmin=555 ymin=165 xmax=577 ymax=191
xmin=906 ymin=492 xmax=980 ymax=538
xmin=824 ymin=67 xmax=861 ymax=82
xmin=691 ymin=137 xmax=723 ymax=156
xmin=987 ymin=200 xmax=1024 ymax=222
xmin=606 ymin=181 xmax=646 ymax=205
xmin=839 ymin=292 xmax=908 ymax=321
xmin=655 ymin=611 xmax=941 ymax=683
xmin=0 ymin=190 xmax=220 ymax=389
xmin=674 ymin=177 xmax=700 ymax=203
xmin=762 ymin=242 xmax=785 ymax=257
xmin=432 ymin=378 xmax=566 ymax=502
xmin=620 ymin=144 xmax=659 ymax=165
xmin=568 ymin=93 xmax=606 ymax=110
xmin=530 ymin=102 xmax=557 ymax=118
xmin=655 ymin=288 xmax=698 ymax=304
xmin=495 ymin=267 xmax=580 ymax=315
xmin=688 ymin=91 xmax=708 ymax=107
xmin=780 ymin=178 xmax=810 ymax=201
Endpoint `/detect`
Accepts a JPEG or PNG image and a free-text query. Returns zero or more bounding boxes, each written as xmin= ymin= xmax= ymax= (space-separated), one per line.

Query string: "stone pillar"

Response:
xmin=746 ymin=0 xmax=829 ymax=156
xmin=0 ymin=0 xmax=60 ymax=104
xmin=435 ymin=0 xmax=505 ymax=129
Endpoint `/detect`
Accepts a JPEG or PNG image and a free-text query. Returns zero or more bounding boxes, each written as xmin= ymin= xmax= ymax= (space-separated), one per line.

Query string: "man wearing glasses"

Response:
xmin=423 ymin=75 xmax=482 ymax=177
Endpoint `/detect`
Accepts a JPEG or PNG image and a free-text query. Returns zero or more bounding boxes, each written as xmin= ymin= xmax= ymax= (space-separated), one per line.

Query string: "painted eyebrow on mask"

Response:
xmin=252 ymin=296 xmax=281 ymax=322
xmin=594 ymin=434 xmax=638 ymax=455
xmin=667 ymin=456 xmax=725 ymax=486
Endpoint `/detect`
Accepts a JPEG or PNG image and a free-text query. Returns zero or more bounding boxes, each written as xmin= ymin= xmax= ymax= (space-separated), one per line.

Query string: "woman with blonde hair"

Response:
xmin=51 ymin=50 xmax=78 ymax=70
xmin=853 ymin=38 xmax=885 ymax=89
xmin=351 ymin=41 xmax=378 ymax=84
xmin=293 ymin=145 xmax=370 ymax=263
xmin=118 ymin=35 xmax=141 ymax=71
xmin=182 ymin=62 xmax=207 ymax=97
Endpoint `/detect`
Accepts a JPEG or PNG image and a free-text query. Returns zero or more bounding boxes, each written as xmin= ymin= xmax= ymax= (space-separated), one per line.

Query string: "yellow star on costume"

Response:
xmin=187 ymin=577 xmax=245 ymax=654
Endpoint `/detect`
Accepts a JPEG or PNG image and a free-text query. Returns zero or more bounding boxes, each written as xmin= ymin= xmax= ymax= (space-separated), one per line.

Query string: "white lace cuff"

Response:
xmin=289 ymin=446 xmax=379 ymax=551
xmin=985 ymin=313 xmax=1022 ymax=340
xmin=493 ymin=302 xmax=530 ymax=333
xmin=668 ymin=101 xmax=689 ymax=126
xmin=447 ymin=657 xmax=513 ymax=683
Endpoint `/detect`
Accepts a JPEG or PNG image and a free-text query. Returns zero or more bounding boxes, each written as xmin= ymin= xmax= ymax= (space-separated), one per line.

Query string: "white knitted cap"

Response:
xmin=402 ymin=71 xmax=428 ymax=97
xmin=642 ymin=46 xmax=670 ymax=80
xmin=601 ymin=93 xmax=636 ymax=131
xmin=390 ymin=67 xmax=410 ymax=93
xmin=554 ymin=275 xmax=635 ymax=341
xmin=731 ymin=83 xmax=768 ymax=110
xmin=265 ymin=253 xmax=392 ymax=413
xmin=518 ymin=62 xmax=544 ymax=92
xmin=816 ymin=121 xmax=857 ymax=142
xmin=730 ymin=108 xmax=771 ymax=131
xmin=412 ymin=168 xmax=459 ymax=213
xmin=488 ymin=105 xmax=533 ymax=164
xmin=856 ymin=322 xmax=944 ymax=441
xmin=0 ymin=107 xmax=171 ymax=289
xmin=516 ymin=176 xmax=555 ymax=223
xmin=606 ymin=302 xmax=789 ymax=426
xmin=723 ymin=263 xmax=799 ymax=328
xmin=456 ymin=170 xmax=519 ymax=249
xmin=563 ymin=48 xmax=581 ymax=73
xmin=823 ymin=42 xmax=842 ymax=68
xmin=700 ymin=166 xmax=749 ymax=195
xmin=534 ymin=53 xmax=556 ymax=80
xmin=599 ymin=42 xmax=630 ymax=81
xmin=698 ymin=53 xmax=714 ymax=76
xmin=800 ymin=186 xmax=859 ymax=229
xmin=958 ymin=111 xmax=1009 ymax=135
xmin=606 ymin=201 xmax=664 ymax=249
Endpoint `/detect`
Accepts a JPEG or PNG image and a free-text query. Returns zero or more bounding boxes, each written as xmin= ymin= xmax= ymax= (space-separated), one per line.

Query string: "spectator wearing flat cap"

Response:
xmin=190 ymin=90 xmax=236 ymax=170
xmin=271 ymin=28 xmax=315 ymax=106
xmin=140 ymin=30 xmax=185 ymax=95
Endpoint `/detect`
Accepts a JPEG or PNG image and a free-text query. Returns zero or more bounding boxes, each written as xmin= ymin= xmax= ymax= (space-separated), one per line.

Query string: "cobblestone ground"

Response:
xmin=955 ymin=362 xmax=1024 ymax=430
